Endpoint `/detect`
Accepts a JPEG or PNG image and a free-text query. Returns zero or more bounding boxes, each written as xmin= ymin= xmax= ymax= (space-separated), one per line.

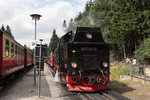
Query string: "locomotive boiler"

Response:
xmin=52 ymin=27 xmax=109 ymax=92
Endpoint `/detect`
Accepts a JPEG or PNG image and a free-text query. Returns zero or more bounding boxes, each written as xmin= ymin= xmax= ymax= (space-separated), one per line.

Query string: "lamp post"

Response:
xmin=30 ymin=14 xmax=42 ymax=86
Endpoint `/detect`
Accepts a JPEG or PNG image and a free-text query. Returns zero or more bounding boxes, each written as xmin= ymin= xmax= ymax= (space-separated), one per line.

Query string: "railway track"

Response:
xmin=47 ymin=63 xmax=129 ymax=100
xmin=78 ymin=92 xmax=114 ymax=100
xmin=78 ymin=89 xmax=130 ymax=100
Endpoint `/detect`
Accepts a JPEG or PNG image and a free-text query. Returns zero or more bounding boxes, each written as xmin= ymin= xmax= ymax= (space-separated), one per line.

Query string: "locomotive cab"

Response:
xmin=54 ymin=27 xmax=109 ymax=92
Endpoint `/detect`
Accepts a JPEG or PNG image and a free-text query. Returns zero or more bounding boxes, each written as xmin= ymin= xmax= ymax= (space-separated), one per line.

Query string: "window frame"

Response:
xmin=18 ymin=46 xmax=20 ymax=58
xmin=5 ymin=39 xmax=9 ymax=57
xmin=15 ymin=45 xmax=17 ymax=57
xmin=11 ymin=42 xmax=14 ymax=57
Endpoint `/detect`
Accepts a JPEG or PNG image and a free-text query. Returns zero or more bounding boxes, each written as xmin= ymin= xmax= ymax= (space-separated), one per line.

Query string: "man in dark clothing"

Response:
xmin=138 ymin=62 xmax=144 ymax=75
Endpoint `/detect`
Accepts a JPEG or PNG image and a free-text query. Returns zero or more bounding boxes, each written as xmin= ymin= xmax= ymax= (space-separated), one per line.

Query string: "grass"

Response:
xmin=108 ymin=65 xmax=137 ymax=94
xmin=107 ymin=64 xmax=150 ymax=99
xmin=110 ymin=65 xmax=137 ymax=81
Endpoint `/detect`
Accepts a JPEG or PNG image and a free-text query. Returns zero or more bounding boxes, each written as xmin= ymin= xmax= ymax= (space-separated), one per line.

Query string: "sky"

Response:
xmin=0 ymin=0 xmax=89 ymax=48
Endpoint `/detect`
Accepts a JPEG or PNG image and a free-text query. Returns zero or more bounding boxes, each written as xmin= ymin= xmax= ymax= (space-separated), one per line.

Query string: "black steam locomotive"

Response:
xmin=52 ymin=27 xmax=109 ymax=91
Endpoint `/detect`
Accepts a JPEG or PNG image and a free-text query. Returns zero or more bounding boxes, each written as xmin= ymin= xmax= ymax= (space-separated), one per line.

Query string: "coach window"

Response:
xmin=18 ymin=46 xmax=20 ymax=58
xmin=21 ymin=48 xmax=22 ymax=58
xmin=21 ymin=49 xmax=23 ymax=58
xmin=15 ymin=45 xmax=17 ymax=57
xmin=5 ymin=39 xmax=9 ymax=57
xmin=11 ymin=42 xmax=14 ymax=57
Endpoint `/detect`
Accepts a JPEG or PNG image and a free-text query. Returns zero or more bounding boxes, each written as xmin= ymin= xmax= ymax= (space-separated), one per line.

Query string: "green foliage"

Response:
xmin=67 ymin=18 xmax=76 ymax=32
xmin=74 ymin=2 xmax=93 ymax=27
xmin=134 ymin=37 xmax=150 ymax=64
xmin=110 ymin=66 xmax=129 ymax=80
xmin=1 ymin=24 xmax=5 ymax=31
xmin=48 ymin=29 xmax=59 ymax=54
xmin=1 ymin=25 xmax=14 ymax=39
xmin=110 ymin=66 xmax=137 ymax=81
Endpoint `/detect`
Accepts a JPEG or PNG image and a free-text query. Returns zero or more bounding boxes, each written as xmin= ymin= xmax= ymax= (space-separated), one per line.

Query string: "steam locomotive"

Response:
xmin=48 ymin=27 xmax=109 ymax=92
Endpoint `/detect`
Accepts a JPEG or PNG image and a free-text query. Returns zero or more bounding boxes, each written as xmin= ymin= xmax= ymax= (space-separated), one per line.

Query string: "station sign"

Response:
xmin=35 ymin=44 xmax=47 ymax=59
xmin=35 ymin=44 xmax=47 ymax=71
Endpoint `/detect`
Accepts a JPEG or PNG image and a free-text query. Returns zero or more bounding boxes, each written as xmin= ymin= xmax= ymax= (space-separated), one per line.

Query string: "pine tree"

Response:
xmin=67 ymin=18 xmax=74 ymax=32
xmin=1 ymin=24 xmax=5 ymax=32
xmin=62 ymin=20 xmax=67 ymax=33
xmin=5 ymin=25 xmax=14 ymax=39
xmin=63 ymin=20 xmax=67 ymax=28
xmin=48 ymin=29 xmax=59 ymax=54
xmin=74 ymin=2 xmax=92 ymax=27
xmin=6 ymin=25 xmax=11 ymax=35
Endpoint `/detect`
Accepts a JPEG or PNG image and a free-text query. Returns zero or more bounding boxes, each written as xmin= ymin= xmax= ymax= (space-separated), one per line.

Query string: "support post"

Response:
xmin=38 ymin=39 xmax=42 ymax=97
xmin=34 ymin=46 xmax=36 ymax=85
xmin=131 ymin=65 xmax=133 ymax=81
xmin=144 ymin=65 xmax=146 ymax=83
xmin=34 ymin=19 xmax=37 ymax=86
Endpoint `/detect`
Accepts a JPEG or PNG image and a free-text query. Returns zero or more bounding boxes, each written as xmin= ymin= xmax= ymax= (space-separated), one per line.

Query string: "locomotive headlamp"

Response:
xmin=71 ymin=62 xmax=77 ymax=68
xmin=72 ymin=50 xmax=76 ymax=53
xmin=86 ymin=33 xmax=92 ymax=39
xmin=102 ymin=62 xmax=108 ymax=68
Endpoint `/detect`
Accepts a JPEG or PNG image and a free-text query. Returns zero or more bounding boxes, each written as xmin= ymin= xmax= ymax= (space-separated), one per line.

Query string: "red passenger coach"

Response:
xmin=0 ymin=30 xmax=33 ymax=79
xmin=47 ymin=51 xmax=54 ymax=67
xmin=24 ymin=49 xmax=34 ymax=67
xmin=0 ymin=31 xmax=3 ymax=77
xmin=0 ymin=30 xmax=24 ymax=77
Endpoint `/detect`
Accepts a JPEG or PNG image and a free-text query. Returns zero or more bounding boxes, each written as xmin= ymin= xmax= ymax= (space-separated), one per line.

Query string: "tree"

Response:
xmin=5 ymin=25 xmax=14 ymax=39
xmin=1 ymin=25 xmax=14 ymax=39
xmin=1 ymin=24 xmax=5 ymax=32
xmin=134 ymin=37 xmax=150 ymax=64
xmin=62 ymin=20 xmax=67 ymax=33
xmin=67 ymin=18 xmax=75 ymax=32
xmin=48 ymin=29 xmax=59 ymax=54
xmin=74 ymin=2 xmax=93 ymax=27
xmin=6 ymin=25 xmax=12 ymax=35
xmin=63 ymin=20 xmax=67 ymax=28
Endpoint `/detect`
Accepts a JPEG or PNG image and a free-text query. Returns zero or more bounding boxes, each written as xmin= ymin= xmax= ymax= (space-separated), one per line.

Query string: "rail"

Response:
xmin=79 ymin=93 xmax=93 ymax=100
xmin=78 ymin=92 xmax=114 ymax=100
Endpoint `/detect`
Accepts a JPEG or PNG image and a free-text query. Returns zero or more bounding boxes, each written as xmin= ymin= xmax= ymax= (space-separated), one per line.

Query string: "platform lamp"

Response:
xmin=30 ymin=14 xmax=42 ymax=86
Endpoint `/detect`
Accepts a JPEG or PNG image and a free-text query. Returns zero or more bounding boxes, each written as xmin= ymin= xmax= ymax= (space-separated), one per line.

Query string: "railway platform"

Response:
xmin=0 ymin=63 xmax=71 ymax=100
